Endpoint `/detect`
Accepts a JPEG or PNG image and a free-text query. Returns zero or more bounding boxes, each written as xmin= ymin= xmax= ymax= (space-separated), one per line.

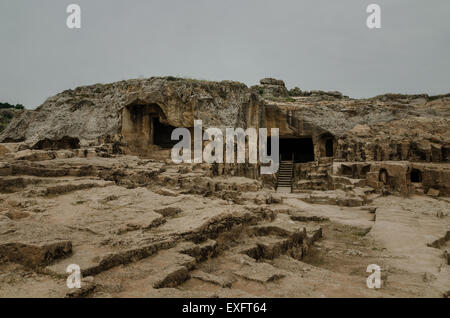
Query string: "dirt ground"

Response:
xmin=0 ymin=153 xmax=448 ymax=298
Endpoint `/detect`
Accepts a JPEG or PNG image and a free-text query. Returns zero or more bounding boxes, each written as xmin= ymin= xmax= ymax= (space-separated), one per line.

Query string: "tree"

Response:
xmin=0 ymin=102 xmax=26 ymax=110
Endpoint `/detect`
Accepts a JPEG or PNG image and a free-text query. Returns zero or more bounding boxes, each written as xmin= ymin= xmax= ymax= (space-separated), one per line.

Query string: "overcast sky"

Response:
xmin=1 ymin=0 xmax=449 ymax=108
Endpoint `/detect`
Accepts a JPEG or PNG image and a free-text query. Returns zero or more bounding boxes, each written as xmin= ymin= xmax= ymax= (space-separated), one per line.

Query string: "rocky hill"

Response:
xmin=0 ymin=77 xmax=449 ymax=298
xmin=268 ymin=93 xmax=450 ymax=162
xmin=1 ymin=77 xmax=449 ymax=163
xmin=0 ymin=77 xmax=261 ymax=147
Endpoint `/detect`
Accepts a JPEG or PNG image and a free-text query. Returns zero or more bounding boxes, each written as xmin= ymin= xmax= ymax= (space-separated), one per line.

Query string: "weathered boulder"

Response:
xmin=260 ymin=78 xmax=286 ymax=86
xmin=252 ymin=78 xmax=290 ymax=98
xmin=427 ymin=188 xmax=440 ymax=197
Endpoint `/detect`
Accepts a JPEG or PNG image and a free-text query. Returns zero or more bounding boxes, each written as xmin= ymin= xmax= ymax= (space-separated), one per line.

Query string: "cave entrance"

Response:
xmin=379 ymin=168 xmax=388 ymax=185
xmin=325 ymin=139 xmax=334 ymax=157
xmin=410 ymin=169 xmax=422 ymax=183
xmin=360 ymin=165 xmax=371 ymax=177
xmin=341 ymin=164 xmax=353 ymax=177
xmin=319 ymin=133 xmax=335 ymax=158
xmin=122 ymin=102 xmax=176 ymax=154
xmin=442 ymin=147 xmax=449 ymax=162
xmin=274 ymin=138 xmax=315 ymax=162
xmin=153 ymin=117 xmax=177 ymax=148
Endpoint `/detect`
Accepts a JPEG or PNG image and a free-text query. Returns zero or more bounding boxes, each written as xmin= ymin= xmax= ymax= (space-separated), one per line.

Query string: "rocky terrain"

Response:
xmin=0 ymin=148 xmax=448 ymax=298
xmin=0 ymin=78 xmax=261 ymax=147
xmin=0 ymin=77 xmax=448 ymax=298
xmin=260 ymin=88 xmax=450 ymax=163
xmin=2 ymin=77 xmax=449 ymax=163
xmin=0 ymin=109 xmax=23 ymax=134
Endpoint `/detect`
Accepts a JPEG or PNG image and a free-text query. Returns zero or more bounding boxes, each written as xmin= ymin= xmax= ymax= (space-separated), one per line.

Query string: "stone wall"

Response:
xmin=334 ymin=161 xmax=450 ymax=196
xmin=0 ymin=77 xmax=448 ymax=196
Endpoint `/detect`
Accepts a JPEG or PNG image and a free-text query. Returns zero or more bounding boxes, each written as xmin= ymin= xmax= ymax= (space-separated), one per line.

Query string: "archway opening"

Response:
xmin=360 ymin=165 xmax=371 ymax=177
xmin=122 ymin=102 xmax=175 ymax=154
xmin=379 ymin=168 xmax=388 ymax=185
xmin=279 ymin=138 xmax=314 ymax=162
xmin=267 ymin=137 xmax=315 ymax=162
xmin=325 ymin=139 xmax=334 ymax=157
xmin=341 ymin=164 xmax=353 ymax=176
xmin=153 ymin=117 xmax=177 ymax=148
xmin=319 ymin=133 xmax=335 ymax=158
xmin=410 ymin=169 xmax=422 ymax=183
xmin=442 ymin=147 xmax=449 ymax=162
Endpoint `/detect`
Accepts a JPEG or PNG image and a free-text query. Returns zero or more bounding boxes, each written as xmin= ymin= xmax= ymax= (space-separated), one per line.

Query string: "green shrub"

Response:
xmin=0 ymin=102 xmax=26 ymax=110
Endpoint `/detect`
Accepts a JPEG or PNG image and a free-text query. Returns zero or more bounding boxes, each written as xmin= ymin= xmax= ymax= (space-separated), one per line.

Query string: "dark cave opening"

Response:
xmin=153 ymin=117 xmax=177 ymax=149
xmin=410 ymin=168 xmax=422 ymax=183
xmin=360 ymin=165 xmax=371 ymax=177
xmin=33 ymin=136 xmax=80 ymax=150
xmin=379 ymin=168 xmax=388 ymax=185
xmin=269 ymin=138 xmax=314 ymax=162
xmin=341 ymin=165 xmax=353 ymax=177
xmin=325 ymin=139 xmax=334 ymax=157
xmin=443 ymin=147 xmax=449 ymax=162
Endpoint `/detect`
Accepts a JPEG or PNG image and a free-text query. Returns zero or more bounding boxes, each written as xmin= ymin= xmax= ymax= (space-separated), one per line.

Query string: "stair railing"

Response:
xmin=276 ymin=153 xmax=281 ymax=189
xmin=291 ymin=153 xmax=294 ymax=192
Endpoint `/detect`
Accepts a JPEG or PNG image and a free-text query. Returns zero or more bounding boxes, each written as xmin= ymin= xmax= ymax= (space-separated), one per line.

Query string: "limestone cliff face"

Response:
xmin=0 ymin=77 xmax=264 ymax=147
xmin=264 ymin=94 xmax=450 ymax=162
xmin=1 ymin=76 xmax=449 ymax=163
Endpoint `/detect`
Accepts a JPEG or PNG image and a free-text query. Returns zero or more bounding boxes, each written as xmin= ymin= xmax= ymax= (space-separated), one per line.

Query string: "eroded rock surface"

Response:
xmin=0 ymin=77 xmax=448 ymax=298
xmin=0 ymin=149 xmax=447 ymax=298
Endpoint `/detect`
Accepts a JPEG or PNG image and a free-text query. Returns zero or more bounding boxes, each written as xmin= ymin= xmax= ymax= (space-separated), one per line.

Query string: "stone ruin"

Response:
xmin=0 ymin=76 xmax=448 ymax=297
xmin=2 ymin=76 xmax=448 ymax=198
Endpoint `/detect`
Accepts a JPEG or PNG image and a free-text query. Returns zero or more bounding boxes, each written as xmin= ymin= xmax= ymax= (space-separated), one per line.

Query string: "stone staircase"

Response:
xmin=277 ymin=160 xmax=293 ymax=193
